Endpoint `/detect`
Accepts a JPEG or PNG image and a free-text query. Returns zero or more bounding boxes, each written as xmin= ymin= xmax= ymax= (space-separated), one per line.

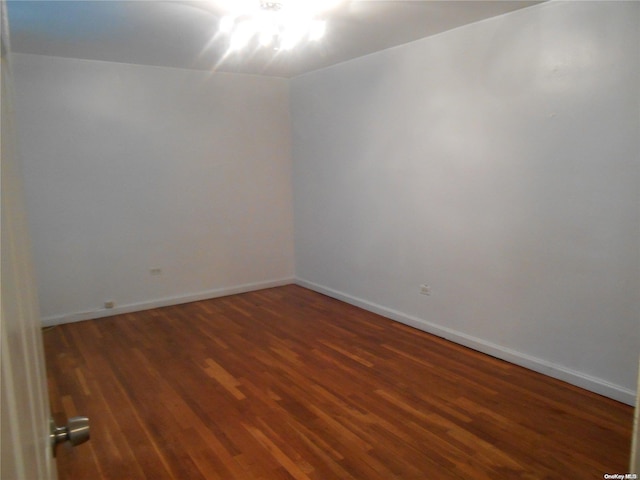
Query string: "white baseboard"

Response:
xmin=41 ymin=277 xmax=295 ymax=327
xmin=295 ymin=278 xmax=637 ymax=406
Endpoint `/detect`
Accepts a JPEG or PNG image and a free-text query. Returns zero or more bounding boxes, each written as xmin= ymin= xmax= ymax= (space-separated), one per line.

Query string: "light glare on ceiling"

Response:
xmin=217 ymin=0 xmax=340 ymax=52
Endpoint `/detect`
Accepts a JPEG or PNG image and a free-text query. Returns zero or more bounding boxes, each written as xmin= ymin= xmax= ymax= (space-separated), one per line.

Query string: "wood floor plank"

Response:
xmin=44 ymin=285 xmax=634 ymax=479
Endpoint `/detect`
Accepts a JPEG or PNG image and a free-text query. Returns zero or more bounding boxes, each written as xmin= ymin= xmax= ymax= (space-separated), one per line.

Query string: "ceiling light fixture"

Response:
xmin=218 ymin=0 xmax=340 ymax=52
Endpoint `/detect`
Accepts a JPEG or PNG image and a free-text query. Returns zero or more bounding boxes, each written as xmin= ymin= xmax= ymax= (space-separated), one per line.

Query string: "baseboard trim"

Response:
xmin=295 ymin=278 xmax=636 ymax=406
xmin=41 ymin=277 xmax=295 ymax=327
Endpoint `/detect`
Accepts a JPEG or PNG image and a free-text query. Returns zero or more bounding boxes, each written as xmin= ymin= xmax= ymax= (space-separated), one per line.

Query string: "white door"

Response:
xmin=1 ymin=1 xmax=56 ymax=477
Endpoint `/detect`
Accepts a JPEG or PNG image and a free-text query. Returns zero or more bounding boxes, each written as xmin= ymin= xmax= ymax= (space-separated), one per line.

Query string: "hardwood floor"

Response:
xmin=44 ymin=285 xmax=633 ymax=479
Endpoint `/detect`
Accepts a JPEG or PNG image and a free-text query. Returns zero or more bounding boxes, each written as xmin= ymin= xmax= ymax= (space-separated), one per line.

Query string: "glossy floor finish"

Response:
xmin=44 ymin=285 xmax=633 ymax=479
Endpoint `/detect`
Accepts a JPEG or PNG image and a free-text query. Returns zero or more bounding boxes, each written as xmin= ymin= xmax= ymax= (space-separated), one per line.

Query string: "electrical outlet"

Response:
xmin=150 ymin=268 xmax=162 ymax=276
xmin=104 ymin=301 xmax=115 ymax=309
xmin=419 ymin=284 xmax=431 ymax=296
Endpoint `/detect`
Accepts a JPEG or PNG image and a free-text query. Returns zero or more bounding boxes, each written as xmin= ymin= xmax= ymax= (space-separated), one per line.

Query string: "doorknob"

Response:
xmin=50 ymin=416 xmax=90 ymax=456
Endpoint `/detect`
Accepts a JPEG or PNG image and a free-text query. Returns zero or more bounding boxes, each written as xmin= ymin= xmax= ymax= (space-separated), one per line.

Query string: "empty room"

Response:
xmin=2 ymin=0 xmax=639 ymax=479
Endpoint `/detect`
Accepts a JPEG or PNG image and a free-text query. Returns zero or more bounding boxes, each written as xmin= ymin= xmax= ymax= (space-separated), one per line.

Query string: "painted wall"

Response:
xmin=12 ymin=53 xmax=295 ymax=324
xmin=291 ymin=1 xmax=639 ymax=403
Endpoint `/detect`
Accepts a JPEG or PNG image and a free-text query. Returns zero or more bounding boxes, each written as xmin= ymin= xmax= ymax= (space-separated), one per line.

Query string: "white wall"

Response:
xmin=291 ymin=1 xmax=640 ymax=404
xmin=12 ymin=54 xmax=295 ymax=324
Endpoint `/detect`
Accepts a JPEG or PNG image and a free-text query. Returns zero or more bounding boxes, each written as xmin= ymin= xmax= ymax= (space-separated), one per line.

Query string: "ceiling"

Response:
xmin=6 ymin=0 xmax=541 ymax=78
